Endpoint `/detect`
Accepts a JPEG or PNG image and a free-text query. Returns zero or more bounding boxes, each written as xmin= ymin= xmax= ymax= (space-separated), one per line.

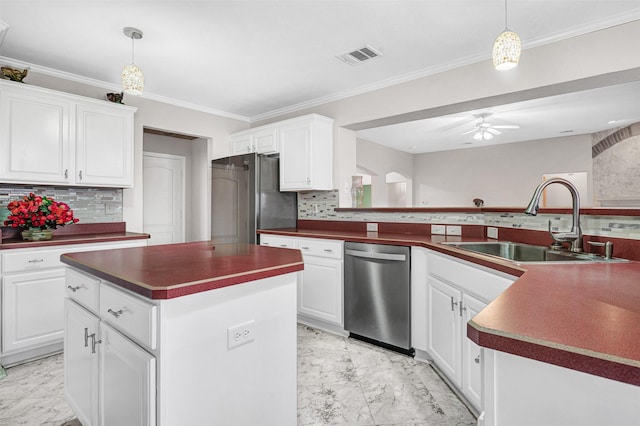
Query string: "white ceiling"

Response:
xmin=1 ymin=1 xmax=639 ymax=149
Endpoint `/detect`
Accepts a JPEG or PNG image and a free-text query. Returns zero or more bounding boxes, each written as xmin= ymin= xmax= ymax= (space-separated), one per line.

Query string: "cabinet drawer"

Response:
xmin=297 ymin=237 xmax=343 ymax=260
xmin=427 ymin=252 xmax=514 ymax=302
xmin=2 ymin=248 xmax=65 ymax=273
xmin=100 ymin=283 xmax=157 ymax=350
xmin=65 ymin=268 xmax=100 ymax=314
xmin=260 ymin=235 xmax=297 ymax=249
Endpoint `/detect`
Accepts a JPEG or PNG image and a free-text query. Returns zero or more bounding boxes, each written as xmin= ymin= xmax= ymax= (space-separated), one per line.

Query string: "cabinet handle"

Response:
xmin=460 ymin=302 xmax=466 ymax=317
xmin=279 ymin=244 xmax=288 ymax=248
xmin=90 ymin=334 xmax=102 ymax=354
xmin=474 ymin=355 xmax=481 ymax=364
xmin=300 ymin=246 xmax=310 ymax=250
xmin=323 ymin=249 xmax=333 ymax=253
xmin=78 ymin=170 xmax=83 ymax=181
xmin=247 ymin=145 xmax=251 ymax=152
xmin=107 ymin=308 xmax=124 ymax=318
xmin=450 ymin=297 xmax=458 ymax=311
xmin=28 ymin=258 xmax=44 ymax=263
xmin=262 ymin=242 xmax=270 ymax=246
xmin=67 ymin=285 xmax=80 ymax=292
xmin=64 ymin=169 xmax=68 ymax=179
xmin=84 ymin=328 xmax=90 ymax=347
xmin=306 ymin=177 xmax=311 ymax=185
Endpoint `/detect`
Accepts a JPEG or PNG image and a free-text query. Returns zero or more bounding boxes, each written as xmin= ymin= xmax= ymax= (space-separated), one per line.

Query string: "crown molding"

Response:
xmin=0 ymin=56 xmax=250 ymax=123
xmin=249 ymin=13 xmax=640 ymax=123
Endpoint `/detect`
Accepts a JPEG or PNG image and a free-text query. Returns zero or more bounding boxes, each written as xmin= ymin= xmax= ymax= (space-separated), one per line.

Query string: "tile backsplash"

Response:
xmin=298 ymin=190 xmax=640 ymax=240
xmin=0 ymin=185 xmax=123 ymax=224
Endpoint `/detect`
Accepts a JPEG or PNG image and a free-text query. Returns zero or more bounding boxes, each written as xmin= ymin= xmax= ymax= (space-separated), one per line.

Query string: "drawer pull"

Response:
xmin=67 ymin=285 xmax=81 ymax=292
xmin=279 ymin=244 xmax=288 ymax=248
xmin=107 ymin=308 xmax=124 ymax=318
xmin=28 ymin=258 xmax=45 ymax=263
xmin=323 ymin=249 xmax=333 ymax=253
xmin=300 ymin=246 xmax=310 ymax=250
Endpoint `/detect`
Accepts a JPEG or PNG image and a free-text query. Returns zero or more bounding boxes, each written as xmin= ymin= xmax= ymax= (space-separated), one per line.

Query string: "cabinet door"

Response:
xmin=461 ymin=293 xmax=486 ymax=411
xmin=64 ymin=299 xmax=100 ymax=426
xmin=99 ymin=322 xmax=156 ymax=426
xmin=230 ymin=133 xmax=253 ymax=155
xmin=427 ymin=276 xmax=462 ymax=387
xmin=298 ymin=256 xmax=343 ymax=325
xmin=279 ymin=122 xmax=312 ymax=190
xmin=76 ymin=102 xmax=134 ymax=187
xmin=0 ymin=88 xmax=71 ymax=183
xmin=1 ymin=268 xmax=66 ymax=353
xmin=253 ymin=128 xmax=278 ymax=154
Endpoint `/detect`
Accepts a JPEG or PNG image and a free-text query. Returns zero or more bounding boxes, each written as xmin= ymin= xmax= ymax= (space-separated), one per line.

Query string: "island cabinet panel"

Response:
xmin=0 ymin=79 xmax=136 ymax=187
xmin=63 ymin=265 xmax=298 ymax=426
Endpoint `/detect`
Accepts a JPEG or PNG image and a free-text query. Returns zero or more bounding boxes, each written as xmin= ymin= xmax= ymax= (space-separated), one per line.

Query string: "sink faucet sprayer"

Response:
xmin=524 ymin=177 xmax=583 ymax=252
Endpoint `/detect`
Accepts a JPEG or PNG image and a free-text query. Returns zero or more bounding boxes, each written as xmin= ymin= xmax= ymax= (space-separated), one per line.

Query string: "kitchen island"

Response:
xmin=60 ymin=242 xmax=304 ymax=426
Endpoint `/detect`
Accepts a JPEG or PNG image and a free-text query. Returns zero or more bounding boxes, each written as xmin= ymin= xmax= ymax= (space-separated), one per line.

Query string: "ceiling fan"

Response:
xmin=462 ymin=113 xmax=520 ymax=141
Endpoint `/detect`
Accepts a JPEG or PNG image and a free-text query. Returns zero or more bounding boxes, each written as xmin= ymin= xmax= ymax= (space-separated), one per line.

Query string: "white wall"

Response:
xmin=413 ymin=135 xmax=593 ymax=207
xmin=357 ymin=138 xmax=414 ymax=207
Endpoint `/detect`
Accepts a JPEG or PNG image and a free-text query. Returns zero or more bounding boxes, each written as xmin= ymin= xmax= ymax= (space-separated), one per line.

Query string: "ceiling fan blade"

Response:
xmin=462 ymin=128 xmax=478 ymax=135
xmin=492 ymin=125 xmax=520 ymax=129
xmin=487 ymin=128 xmax=502 ymax=135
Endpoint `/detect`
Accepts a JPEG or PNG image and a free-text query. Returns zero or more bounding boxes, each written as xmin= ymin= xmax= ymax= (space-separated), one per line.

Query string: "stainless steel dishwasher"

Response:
xmin=344 ymin=242 xmax=412 ymax=353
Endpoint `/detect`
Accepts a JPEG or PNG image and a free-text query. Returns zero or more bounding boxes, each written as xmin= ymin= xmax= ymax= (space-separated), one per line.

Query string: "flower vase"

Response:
xmin=351 ymin=176 xmax=364 ymax=208
xmin=21 ymin=229 xmax=54 ymax=241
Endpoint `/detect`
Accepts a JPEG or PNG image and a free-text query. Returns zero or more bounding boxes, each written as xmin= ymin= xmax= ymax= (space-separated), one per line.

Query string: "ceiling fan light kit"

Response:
xmin=121 ymin=27 xmax=144 ymax=95
xmin=492 ymin=0 xmax=521 ymax=70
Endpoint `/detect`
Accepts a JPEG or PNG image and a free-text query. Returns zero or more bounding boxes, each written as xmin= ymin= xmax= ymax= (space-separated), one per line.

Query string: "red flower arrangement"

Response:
xmin=4 ymin=193 xmax=79 ymax=230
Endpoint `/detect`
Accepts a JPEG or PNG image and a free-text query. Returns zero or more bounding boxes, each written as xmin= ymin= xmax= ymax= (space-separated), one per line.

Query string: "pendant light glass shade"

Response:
xmin=121 ymin=27 xmax=144 ymax=95
xmin=492 ymin=29 xmax=521 ymax=70
xmin=492 ymin=0 xmax=521 ymax=70
xmin=121 ymin=64 xmax=144 ymax=95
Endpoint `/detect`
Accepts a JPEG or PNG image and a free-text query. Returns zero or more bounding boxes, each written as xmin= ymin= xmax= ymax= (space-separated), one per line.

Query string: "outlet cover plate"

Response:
xmin=227 ymin=320 xmax=255 ymax=350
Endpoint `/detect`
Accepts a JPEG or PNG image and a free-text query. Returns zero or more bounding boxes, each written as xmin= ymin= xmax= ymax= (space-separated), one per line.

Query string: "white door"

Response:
xmin=427 ymin=276 xmax=462 ymax=387
xmin=143 ymin=152 xmax=185 ymax=245
xmin=279 ymin=123 xmax=312 ymax=190
xmin=99 ymin=323 xmax=156 ymax=426
xmin=2 ymin=269 xmax=66 ymax=352
xmin=64 ymin=299 xmax=100 ymax=426
xmin=461 ymin=293 xmax=486 ymax=411
xmin=298 ymin=256 xmax=343 ymax=325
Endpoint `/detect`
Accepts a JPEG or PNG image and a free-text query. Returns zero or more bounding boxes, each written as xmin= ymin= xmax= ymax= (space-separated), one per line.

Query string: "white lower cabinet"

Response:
xmin=0 ymin=239 xmax=147 ymax=366
xmin=64 ymin=269 xmax=155 ymax=426
xmin=260 ymin=234 xmax=344 ymax=330
xmin=420 ymin=249 xmax=515 ymax=414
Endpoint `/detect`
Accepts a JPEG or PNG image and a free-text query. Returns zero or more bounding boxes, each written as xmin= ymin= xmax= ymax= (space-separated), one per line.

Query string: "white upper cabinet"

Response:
xmin=230 ymin=126 xmax=278 ymax=155
xmin=279 ymin=114 xmax=334 ymax=191
xmin=0 ymin=80 xmax=136 ymax=188
xmin=0 ymin=86 xmax=72 ymax=183
xmin=229 ymin=114 xmax=334 ymax=191
xmin=76 ymin=102 xmax=133 ymax=187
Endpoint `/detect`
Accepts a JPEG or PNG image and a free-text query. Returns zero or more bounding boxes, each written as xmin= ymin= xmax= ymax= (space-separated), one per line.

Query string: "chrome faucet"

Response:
xmin=524 ymin=177 xmax=583 ymax=252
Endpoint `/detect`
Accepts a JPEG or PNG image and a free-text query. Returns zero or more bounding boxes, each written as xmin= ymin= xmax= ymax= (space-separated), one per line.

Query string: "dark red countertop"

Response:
xmin=60 ymin=241 xmax=304 ymax=300
xmin=259 ymin=227 xmax=640 ymax=387
xmin=0 ymin=222 xmax=149 ymax=249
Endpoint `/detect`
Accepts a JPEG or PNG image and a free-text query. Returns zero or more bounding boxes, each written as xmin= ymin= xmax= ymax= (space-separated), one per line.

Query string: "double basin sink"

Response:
xmin=444 ymin=241 xmax=626 ymax=264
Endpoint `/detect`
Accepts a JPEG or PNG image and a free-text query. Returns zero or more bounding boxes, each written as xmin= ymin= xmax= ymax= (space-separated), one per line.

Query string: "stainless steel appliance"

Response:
xmin=211 ymin=153 xmax=297 ymax=244
xmin=344 ymin=242 xmax=412 ymax=353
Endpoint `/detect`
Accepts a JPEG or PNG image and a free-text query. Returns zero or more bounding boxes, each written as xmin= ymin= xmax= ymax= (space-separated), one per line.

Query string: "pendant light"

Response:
xmin=121 ymin=27 xmax=144 ymax=95
xmin=492 ymin=0 xmax=521 ymax=70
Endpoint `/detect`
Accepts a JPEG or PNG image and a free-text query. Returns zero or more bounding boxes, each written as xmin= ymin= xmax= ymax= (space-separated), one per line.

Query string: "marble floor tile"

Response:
xmin=1 ymin=324 xmax=476 ymax=426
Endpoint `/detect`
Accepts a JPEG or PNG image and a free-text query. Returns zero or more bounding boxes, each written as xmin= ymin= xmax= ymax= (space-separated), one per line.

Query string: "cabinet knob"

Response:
xmin=67 ymin=285 xmax=81 ymax=292
xmin=107 ymin=308 xmax=124 ymax=318
xmin=474 ymin=355 xmax=481 ymax=364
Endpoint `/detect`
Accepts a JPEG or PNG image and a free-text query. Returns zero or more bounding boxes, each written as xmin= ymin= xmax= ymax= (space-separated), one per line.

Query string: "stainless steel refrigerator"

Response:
xmin=211 ymin=153 xmax=297 ymax=244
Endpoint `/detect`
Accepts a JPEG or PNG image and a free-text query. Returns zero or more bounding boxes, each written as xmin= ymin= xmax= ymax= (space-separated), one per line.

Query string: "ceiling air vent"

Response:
xmin=336 ymin=44 xmax=383 ymax=66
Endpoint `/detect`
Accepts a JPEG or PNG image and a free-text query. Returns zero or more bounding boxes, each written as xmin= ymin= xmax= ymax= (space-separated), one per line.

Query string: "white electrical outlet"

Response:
xmin=227 ymin=320 xmax=255 ymax=349
xmin=431 ymin=225 xmax=446 ymax=235
xmin=487 ymin=227 xmax=499 ymax=239
xmin=446 ymin=225 xmax=462 ymax=236
xmin=366 ymin=223 xmax=378 ymax=232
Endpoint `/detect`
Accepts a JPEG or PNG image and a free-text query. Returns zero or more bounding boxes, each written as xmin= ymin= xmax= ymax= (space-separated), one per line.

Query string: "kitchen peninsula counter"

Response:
xmin=259 ymin=227 xmax=640 ymax=387
xmin=61 ymin=241 xmax=304 ymax=299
